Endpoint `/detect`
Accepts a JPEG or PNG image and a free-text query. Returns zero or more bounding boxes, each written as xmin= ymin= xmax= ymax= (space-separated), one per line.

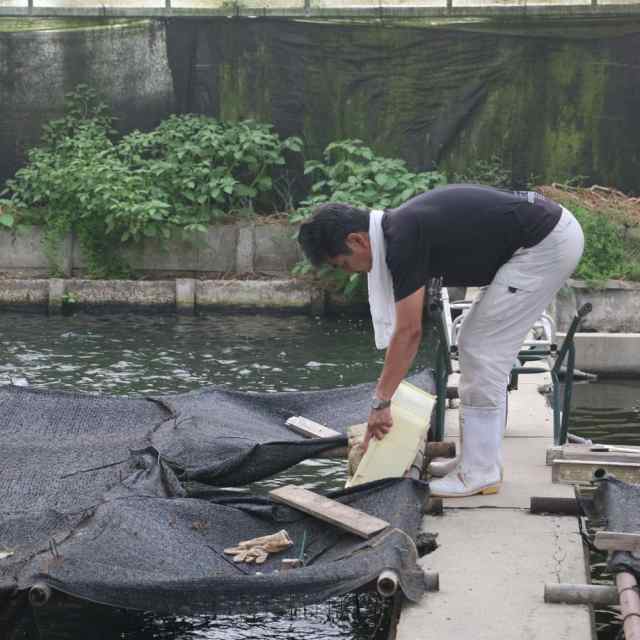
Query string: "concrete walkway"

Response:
xmin=396 ymin=366 xmax=593 ymax=639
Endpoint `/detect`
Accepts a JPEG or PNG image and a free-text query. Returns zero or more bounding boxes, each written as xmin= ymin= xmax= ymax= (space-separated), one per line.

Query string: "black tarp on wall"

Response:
xmin=1 ymin=18 xmax=640 ymax=192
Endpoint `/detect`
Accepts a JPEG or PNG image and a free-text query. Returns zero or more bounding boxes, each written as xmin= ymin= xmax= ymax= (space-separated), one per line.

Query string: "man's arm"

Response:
xmin=365 ymin=286 xmax=425 ymax=447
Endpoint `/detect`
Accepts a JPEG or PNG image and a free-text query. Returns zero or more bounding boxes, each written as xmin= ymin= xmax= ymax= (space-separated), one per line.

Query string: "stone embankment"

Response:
xmin=2 ymin=223 xmax=639 ymax=374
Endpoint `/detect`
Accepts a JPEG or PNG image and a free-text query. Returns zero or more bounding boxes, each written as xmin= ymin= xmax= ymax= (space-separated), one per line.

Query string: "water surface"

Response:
xmin=2 ymin=310 xmax=638 ymax=639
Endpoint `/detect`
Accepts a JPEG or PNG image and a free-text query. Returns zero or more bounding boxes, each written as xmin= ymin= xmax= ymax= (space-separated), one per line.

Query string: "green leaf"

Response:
xmin=0 ymin=213 xmax=15 ymax=228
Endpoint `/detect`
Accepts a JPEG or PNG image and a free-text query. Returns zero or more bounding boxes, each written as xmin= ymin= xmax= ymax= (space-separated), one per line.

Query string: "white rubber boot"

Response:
xmin=428 ymin=456 xmax=459 ymax=477
xmin=429 ymin=405 xmax=503 ymax=498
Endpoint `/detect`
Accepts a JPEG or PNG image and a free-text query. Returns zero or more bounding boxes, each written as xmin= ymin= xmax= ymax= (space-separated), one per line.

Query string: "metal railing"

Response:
xmin=1 ymin=0 xmax=640 ymax=18
xmin=430 ymin=286 xmax=592 ymax=445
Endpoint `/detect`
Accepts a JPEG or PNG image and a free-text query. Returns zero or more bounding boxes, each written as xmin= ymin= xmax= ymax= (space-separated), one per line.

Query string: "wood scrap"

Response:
xmin=269 ymin=485 xmax=389 ymax=539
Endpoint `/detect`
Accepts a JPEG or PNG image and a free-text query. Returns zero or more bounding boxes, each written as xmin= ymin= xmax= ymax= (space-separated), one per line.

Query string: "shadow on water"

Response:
xmin=1 ymin=310 xmax=435 ymax=640
xmin=569 ymin=379 xmax=640 ymax=640
xmin=15 ymin=594 xmax=392 ymax=640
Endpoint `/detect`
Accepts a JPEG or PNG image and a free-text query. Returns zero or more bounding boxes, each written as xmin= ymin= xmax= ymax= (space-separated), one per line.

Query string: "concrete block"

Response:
xmin=196 ymin=279 xmax=313 ymax=309
xmin=236 ymin=224 xmax=255 ymax=273
xmin=60 ymin=233 xmax=73 ymax=277
xmin=253 ymin=223 xmax=302 ymax=274
xmin=0 ymin=279 xmax=48 ymax=305
xmin=0 ymin=228 xmax=49 ymax=270
xmin=175 ymin=278 xmax=196 ymax=314
xmin=129 ymin=235 xmax=203 ymax=272
xmin=556 ymin=279 xmax=640 ymax=333
xmin=198 ymin=224 xmax=239 ymax=272
xmin=64 ymin=279 xmax=175 ymax=306
xmin=48 ymin=278 xmax=65 ymax=315
xmin=557 ymin=332 xmax=640 ymax=376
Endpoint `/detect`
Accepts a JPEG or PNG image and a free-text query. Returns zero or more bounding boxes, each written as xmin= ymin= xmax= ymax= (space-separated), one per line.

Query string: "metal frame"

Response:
xmin=431 ymin=284 xmax=591 ymax=445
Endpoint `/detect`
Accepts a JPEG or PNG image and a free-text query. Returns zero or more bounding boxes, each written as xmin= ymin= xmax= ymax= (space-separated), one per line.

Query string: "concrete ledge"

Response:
xmin=0 ymin=277 xmax=322 ymax=312
xmin=0 ymin=278 xmax=49 ymax=305
xmin=196 ymin=279 xmax=321 ymax=310
xmin=557 ymin=332 xmax=640 ymax=376
xmin=65 ymin=279 xmax=176 ymax=306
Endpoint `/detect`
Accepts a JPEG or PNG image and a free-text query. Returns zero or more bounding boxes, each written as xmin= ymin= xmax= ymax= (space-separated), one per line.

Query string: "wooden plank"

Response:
xmin=348 ymin=382 xmax=435 ymax=487
xmin=269 ymin=485 xmax=389 ymax=539
xmin=594 ymin=531 xmax=640 ymax=553
xmin=285 ymin=416 xmax=341 ymax=439
xmin=552 ymin=459 xmax=640 ymax=485
xmin=548 ymin=444 xmax=640 ymax=466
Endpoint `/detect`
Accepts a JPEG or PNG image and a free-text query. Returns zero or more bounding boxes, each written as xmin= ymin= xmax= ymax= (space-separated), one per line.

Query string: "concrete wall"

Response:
xmin=0 ymin=20 xmax=175 ymax=188
xmin=0 ymin=221 xmax=302 ymax=277
xmin=554 ymin=279 xmax=640 ymax=334
xmin=2 ymin=223 xmax=640 ymax=336
xmin=556 ymin=332 xmax=640 ymax=376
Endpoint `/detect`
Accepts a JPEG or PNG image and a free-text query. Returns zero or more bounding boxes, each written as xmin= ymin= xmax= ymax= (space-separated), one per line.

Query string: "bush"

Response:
xmin=570 ymin=205 xmax=639 ymax=284
xmin=291 ymin=139 xmax=445 ymax=224
xmin=0 ymin=86 xmax=302 ymax=277
xmin=290 ymin=139 xmax=445 ymax=296
xmin=450 ymin=154 xmax=515 ymax=189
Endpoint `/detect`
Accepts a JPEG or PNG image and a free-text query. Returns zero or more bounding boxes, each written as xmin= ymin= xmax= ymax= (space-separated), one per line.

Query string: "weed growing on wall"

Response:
xmin=0 ymin=86 xmax=302 ymax=277
xmin=290 ymin=139 xmax=445 ymax=296
xmin=539 ymin=185 xmax=640 ymax=285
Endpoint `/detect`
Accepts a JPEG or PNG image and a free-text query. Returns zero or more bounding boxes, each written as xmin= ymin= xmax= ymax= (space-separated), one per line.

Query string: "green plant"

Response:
xmin=290 ymin=140 xmax=445 ymax=296
xmin=0 ymin=87 xmax=302 ymax=277
xmin=292 ymin=140 xmax=445 ymax=224
xmin=451 ymin=154 xmax=514 ymax=189
xmin=570 ymin=205 xmax=634 ymax=282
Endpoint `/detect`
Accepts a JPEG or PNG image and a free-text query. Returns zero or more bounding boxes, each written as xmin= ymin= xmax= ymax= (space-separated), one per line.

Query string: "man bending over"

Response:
xmin=297 ymin=184 xmax=584 ymax=497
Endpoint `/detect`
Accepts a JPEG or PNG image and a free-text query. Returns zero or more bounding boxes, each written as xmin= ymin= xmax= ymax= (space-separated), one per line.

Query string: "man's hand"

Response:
xmin=364 ymin=406 xmax=393 ymax=451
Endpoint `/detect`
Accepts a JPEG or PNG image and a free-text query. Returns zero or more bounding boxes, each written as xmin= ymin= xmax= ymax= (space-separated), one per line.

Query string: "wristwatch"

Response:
xmin=371 ymin=396 xmax=391 ymax=411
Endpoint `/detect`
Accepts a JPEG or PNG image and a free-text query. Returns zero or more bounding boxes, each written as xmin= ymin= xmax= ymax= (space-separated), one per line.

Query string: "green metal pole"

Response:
xmin=558 ymin=343 xmax=576 ymax=446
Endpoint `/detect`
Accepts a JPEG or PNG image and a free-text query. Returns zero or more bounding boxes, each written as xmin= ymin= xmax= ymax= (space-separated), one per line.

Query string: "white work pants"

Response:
xmin=457 ymin=208 xmax=584 ymax=410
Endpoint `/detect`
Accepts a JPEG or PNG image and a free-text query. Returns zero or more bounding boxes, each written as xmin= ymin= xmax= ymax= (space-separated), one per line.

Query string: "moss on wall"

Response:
xmin=174 ymin=17 xmax=640 ymax=191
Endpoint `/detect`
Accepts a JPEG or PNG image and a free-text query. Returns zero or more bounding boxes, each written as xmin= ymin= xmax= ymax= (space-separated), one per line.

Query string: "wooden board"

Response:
xmin=552 ymin=459 xmax=640 ymax=485
xmin=547 ymin=444 xmax=640 ymax=466
xmin=347 ymin=381 xmax=435 ymax=488
xmin=269 ymin=485 xmax=389 ymax=539
xmin=285 ymin=416 xmax=341 ymax=439
xmin=594 ymin=531 xmax=640 ymax=553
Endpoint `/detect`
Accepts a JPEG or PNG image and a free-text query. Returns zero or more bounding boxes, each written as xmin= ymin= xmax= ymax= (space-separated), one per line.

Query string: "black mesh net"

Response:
xmin=0 ymin=370 xmax=434 ymax=623
xmin=581 ymin=476 xmax=640 ymax=576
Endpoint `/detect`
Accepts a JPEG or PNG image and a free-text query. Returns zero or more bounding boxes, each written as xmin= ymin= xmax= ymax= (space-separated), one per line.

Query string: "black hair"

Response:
xmin=297 ymin=203 xmax=370 ymax=267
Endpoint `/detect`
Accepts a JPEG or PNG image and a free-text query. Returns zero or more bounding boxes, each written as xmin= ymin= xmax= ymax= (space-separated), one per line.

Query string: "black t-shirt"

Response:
xmin=382 ymin=184 xmax=562 ymax=302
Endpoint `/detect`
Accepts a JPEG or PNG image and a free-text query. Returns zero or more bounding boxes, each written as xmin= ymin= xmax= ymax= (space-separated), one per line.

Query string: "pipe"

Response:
xmin=544 ymin=583 xmax=618 ymax=605
xmin=530 ymin=496 xmax=580 ymax=516
xmin=377 ymin=570 xmax=399 ymax=598
xmin=423 ymin=497 xmax=443 ymax=516
xmin=28 ymin=583 xmax=51 ymax=607
xmin=617 ymin=572 xmax=640 ymax=640
xmin=423 ymin=571 xmax=439 ymax=592
xmin=426 ymin=441 xmax=456 ymax=460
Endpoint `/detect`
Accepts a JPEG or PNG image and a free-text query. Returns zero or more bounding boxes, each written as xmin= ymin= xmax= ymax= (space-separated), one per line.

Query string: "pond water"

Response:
xmin=2 ymin=309 xmax=638 ymax=639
